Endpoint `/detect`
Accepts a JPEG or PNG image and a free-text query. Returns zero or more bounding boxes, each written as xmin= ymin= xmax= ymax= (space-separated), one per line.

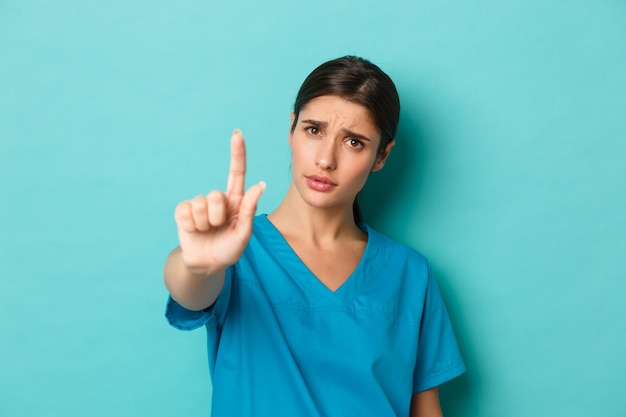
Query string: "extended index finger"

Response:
xmin=226 ymin=129 xmax=246 ymax=196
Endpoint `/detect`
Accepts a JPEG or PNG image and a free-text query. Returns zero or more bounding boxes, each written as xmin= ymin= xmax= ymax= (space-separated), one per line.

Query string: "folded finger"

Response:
xmin=190 ymin=195 xmax=210 ymax=232
xmin=174 ymin=201 xmax=196 ymax=233
xmin=207 ymin=190 xmax=227 ymax=227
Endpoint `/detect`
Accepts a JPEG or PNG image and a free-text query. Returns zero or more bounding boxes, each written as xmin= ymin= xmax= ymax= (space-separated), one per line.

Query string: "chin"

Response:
xmin=301 ymin=194 xmax=352 ymax=212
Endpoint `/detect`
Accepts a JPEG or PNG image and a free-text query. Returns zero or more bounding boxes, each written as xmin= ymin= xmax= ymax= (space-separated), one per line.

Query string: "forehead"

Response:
xmin=298 ymin=95 xmax=380 ymax=138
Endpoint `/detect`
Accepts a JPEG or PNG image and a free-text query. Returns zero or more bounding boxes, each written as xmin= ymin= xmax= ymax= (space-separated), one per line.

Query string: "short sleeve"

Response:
xmin=412 ymin=267 xmax=466 ymax=393
xmin=164 ymin=266 xmax=234 ymax=331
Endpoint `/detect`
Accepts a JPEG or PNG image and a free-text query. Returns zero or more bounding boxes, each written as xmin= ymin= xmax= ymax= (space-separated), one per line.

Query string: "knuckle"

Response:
xmin=180 ymin=221 xmax=196 ymax=233
xmin=174 ymin=201 xmax=191 ymax=220
xmin=191 ymin=198 xmax=207 ymax=214
xmin=207 ymin=191 xmax=226 ymax=207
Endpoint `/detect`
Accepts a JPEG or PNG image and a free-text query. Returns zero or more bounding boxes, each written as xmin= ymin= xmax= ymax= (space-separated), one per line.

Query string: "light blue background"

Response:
xmin=1 ymin=1 xmax=625 ymax=416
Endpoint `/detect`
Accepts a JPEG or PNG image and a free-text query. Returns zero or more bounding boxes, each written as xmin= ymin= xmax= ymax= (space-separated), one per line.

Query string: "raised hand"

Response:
xmin=174 ymin=130 xmax=265 ymax=276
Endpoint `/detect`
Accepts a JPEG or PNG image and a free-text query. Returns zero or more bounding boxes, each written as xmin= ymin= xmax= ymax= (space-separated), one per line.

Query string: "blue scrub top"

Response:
xmin=167 ymin=215 xmax=465 ymax=417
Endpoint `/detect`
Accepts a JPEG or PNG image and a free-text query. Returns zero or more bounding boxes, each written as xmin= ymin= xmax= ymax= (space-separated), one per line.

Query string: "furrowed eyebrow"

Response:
xmin=301 ymin=119 xmax=373 ymax=142
xmin=341 ymin=129 xmax=373 ymax=142
xmin=301 ymin=119 xmax=327 ymax=128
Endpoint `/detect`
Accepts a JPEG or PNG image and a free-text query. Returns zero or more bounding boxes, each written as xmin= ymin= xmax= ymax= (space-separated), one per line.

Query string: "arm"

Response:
xmin=163 ymin=130 xmax=265 ymax=311
xmin=410 ymin=387 xmax=443 ymax=417
xmin=164 ymin=246 xmax=226 ymax=311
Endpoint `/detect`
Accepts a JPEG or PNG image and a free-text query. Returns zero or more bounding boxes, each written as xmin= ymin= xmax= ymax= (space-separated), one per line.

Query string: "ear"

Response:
xmin=371 ymin=140 xmax=395 ymax=172
xmin=288 ymin=112 xmax=296 ymax=145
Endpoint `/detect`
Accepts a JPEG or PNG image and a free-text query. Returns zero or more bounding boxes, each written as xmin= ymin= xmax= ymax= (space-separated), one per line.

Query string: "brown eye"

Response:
xmin=346 ymin=138 xmax=364 ymax=149
xmin=305 ymin=127 xmax=321 ymax=135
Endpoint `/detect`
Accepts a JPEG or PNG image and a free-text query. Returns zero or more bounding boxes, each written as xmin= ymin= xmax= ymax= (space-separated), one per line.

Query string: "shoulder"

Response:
xmin=362 ymin=223 xmax=429 ymax=270
xmin=239 ymin=214 xmax=287 ymax=267
xmin=357 ymin=224 xmax=434 ymax=322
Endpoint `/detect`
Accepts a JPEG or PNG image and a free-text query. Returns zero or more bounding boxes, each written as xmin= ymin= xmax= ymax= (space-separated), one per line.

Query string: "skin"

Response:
xmin=163 ymin=130 xmax=265 ymax=311
xmin=268 ymin=95 xmax=393 ymax=290
xmin=163 ymin=95 xmax=444 ymax=416
xmin=411 ymin=387 xmax=444 ymax=417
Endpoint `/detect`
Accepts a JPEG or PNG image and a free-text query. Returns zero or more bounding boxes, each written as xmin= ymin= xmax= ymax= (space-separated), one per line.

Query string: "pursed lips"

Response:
xmin=305 ymin=174 xmax=338 ymax=191
xmin=305 ymin=174 xmax=337 ymax=186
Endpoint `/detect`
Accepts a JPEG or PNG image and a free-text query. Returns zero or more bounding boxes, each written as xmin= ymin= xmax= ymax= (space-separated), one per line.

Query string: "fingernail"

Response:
xmin=259 ymin=181 xmax=266 ymax=191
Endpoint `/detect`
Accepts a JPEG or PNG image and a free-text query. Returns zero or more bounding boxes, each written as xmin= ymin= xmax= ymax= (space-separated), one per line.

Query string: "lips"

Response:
xmin=305 ymin=174 xmax=337 ymax=192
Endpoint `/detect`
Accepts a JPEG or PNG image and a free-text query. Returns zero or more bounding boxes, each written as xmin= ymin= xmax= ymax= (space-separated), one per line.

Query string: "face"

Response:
xmin=288 ymin=95 xmax=394 ymax=213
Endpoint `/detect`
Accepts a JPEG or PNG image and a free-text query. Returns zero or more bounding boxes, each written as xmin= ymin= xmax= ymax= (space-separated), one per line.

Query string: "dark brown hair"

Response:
xmin=292 ymin=56 xmax=401 ymax=223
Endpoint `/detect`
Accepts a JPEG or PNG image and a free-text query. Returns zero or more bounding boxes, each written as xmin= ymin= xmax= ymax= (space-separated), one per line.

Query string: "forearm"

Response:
xmin=410 ymin=388 xmax=443 ymax=417
xmin=163 ymin=247 xmax=226 ymax=311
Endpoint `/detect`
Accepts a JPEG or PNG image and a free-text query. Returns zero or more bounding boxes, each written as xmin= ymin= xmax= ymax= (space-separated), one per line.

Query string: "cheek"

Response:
xmin=290 ymin=142 xmax=307 ymax=168
xmin=348 ymin=157 xmax=376 ymax=184
xmin=290 ymin=135 xmax=318 ymax=162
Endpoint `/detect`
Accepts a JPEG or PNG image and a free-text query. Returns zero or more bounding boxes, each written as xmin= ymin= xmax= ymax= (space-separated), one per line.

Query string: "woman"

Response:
xmin=164 ymin=56 xmax=465 ymax=417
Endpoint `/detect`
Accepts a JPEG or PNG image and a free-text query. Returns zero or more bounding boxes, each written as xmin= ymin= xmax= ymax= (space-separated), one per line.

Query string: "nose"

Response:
xmin=316 ymin=140 xmax=337 ymax=170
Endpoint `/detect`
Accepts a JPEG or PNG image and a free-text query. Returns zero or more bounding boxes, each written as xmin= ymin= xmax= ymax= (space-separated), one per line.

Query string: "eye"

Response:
xmin=345 ymin=138 xmax=364 ymax=149
xmin=305 ymin=126 xmax=321 ymax=136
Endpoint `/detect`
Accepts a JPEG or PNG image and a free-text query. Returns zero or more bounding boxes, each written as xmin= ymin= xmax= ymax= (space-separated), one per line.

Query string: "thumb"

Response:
xmin=237 ymin=181 xmax=266 ymax=230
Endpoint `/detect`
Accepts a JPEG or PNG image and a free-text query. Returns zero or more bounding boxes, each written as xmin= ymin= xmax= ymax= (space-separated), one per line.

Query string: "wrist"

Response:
xmin=184 ymin=263 xmax=225 ymax=278
xmin=175 ymin=247 xmax=227 ymax=278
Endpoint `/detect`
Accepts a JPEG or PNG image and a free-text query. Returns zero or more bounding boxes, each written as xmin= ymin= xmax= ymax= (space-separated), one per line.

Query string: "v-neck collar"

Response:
xmin=254 ymin=215 xmax=382 ymax=305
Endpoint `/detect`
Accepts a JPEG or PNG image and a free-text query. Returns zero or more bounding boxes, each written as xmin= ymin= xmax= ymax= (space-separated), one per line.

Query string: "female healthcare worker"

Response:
xmin=164 ymin=56 xmax=466 ymax=417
